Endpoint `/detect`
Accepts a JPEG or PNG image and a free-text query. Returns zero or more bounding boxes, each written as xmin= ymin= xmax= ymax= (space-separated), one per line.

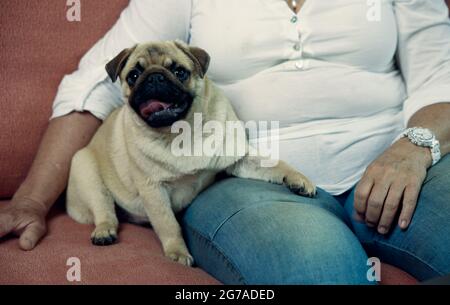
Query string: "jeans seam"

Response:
xmin=184 ymin=222 xmax=247 ymax=284
xmin=211 ymin=207 xmax=247 ymax=240
xmin=365 ymin=239 xmax=443 ymax=277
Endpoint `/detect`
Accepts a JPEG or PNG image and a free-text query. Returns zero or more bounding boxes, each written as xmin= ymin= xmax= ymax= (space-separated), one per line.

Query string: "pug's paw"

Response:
xmin=91 ymin=223 xmax=118 ymax=246
xmin=283 ymin=172 xmax=316 ymax=198
xmin=164 ymin=243 xmax=194 ymax=266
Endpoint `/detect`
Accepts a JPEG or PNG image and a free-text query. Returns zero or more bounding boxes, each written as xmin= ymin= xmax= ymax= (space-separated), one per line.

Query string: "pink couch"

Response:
xmin=2 ymin=0 xmax=446 ymax=285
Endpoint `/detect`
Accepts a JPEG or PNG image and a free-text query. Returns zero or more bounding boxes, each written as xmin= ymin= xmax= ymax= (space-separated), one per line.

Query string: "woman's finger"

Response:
xmin=19 ymin=221 xmax=47 ymax=251
xmin=354 ymin=177 xmax=373 ymax=218
xmin=365 ymin=182 xmax=390 ymax=227
xmin=398 ymin=184 xmax=420 ymax=230
xmin=377 ymin=182 xmax=405 ymax=234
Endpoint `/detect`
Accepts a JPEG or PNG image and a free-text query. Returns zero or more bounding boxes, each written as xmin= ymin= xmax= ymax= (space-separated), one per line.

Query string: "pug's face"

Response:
xmin=106 ymin=41 xmax=210 ymax=128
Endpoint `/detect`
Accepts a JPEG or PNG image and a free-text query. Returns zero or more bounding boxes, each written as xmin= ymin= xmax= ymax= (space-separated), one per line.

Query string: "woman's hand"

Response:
xmin=354 ymin=137 xmax=432 ymax=234
xmin=0 ymin=112 xmax=102 ymax=250
xmin=0 ymin=197 xmax=48 ymax=250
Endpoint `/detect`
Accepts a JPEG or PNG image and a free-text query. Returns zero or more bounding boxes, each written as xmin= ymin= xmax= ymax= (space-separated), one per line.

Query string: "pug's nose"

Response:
xmin=148 ymin=73 xmax=165 ymax=84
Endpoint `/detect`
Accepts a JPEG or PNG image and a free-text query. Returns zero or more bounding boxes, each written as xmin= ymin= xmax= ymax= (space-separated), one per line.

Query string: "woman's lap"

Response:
xmin=182 ymin=155 xmax=450 ymax=284
xmin=181 ymin=178 xmax=371 ymax=284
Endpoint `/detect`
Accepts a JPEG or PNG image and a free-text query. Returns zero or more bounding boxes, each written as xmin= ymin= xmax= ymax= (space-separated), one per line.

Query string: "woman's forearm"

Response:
xmin=13 ymin=112 xmax=102 ymax=211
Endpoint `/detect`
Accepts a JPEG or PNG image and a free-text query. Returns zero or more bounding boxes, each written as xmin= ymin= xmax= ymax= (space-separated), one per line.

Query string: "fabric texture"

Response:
xmin=50 ymin=0 xmax=450 ymax=195
xmin=0 ymin=203 xmax=415 ymax=285
xmin=0 ymin=204 xmax=219 ymax=285
xmin=182 ymin=154 xmax=450 ymax=284
xmin=0 ymin=0 xmax=130 ymax=198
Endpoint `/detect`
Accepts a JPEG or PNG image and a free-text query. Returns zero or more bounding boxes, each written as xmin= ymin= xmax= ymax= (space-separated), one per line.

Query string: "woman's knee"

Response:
xmin=183 ymin=177 xmax=349 ymax=239
xmin=183 ymin=197 xmax=371 ymax=284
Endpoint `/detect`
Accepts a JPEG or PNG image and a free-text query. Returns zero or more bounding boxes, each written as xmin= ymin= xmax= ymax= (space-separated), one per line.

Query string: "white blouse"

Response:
xmin=52 ymin=0 xmax=450 ymax=195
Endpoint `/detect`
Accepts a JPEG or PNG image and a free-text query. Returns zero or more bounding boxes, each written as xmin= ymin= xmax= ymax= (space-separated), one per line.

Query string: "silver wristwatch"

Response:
xmin=402 ymin=127 xmax=441 ymax=166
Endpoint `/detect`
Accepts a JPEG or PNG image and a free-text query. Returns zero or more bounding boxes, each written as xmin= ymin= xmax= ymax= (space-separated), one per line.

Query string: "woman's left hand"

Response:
xmin=354 ymin=137 xmax=432 ymax=234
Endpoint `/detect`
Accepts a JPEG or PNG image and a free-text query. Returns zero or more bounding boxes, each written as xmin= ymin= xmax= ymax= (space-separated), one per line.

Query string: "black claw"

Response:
xmin=288 ymin=185 xmax=304 ymax=194
xmin=287 ymin=184 xmax=317 ymax=198
xmin=91 ymin=234 xmax=117 ymax=246
xmin=104 ymin=236 xmax=113 ymax=245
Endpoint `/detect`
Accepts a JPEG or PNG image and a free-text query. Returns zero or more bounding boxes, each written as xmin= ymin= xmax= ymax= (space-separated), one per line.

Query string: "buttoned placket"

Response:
xmin=289 ymin=13 xmax=304 ymax=70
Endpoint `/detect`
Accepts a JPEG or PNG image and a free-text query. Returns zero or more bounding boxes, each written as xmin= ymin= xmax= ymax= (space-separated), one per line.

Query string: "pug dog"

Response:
xmin=66 ymin=41 xmax=316 ymax=266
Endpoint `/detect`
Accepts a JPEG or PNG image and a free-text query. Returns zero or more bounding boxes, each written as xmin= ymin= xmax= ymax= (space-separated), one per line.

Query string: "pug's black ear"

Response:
xmin=105 ymin=46 xmax=136 ymax=82
xmin=175 ymin=41 xmax=210 ymax=78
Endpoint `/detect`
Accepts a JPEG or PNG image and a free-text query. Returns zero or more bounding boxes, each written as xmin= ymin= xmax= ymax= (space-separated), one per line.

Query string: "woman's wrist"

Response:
xmin=395 ymin=137 xmax=433 ymax=169
xmin=12 ymin=177 xmax=56 ymax=214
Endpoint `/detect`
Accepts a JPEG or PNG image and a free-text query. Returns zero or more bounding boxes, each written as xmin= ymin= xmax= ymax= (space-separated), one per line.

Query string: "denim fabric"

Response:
xmin=181 ymin=155 xmax=450 ymax=284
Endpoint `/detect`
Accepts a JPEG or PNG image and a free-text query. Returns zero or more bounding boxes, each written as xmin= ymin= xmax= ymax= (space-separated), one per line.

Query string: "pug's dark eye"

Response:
xmin=174 ymin=67 xmax=190 ymax=82
xmin=126 ymin=69 xmax=141 ymax=86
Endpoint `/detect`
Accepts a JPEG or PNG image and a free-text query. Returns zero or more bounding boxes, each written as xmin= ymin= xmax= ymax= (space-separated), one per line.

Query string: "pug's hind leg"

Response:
xmin=67 ymin=149 xmax=119 ymax=246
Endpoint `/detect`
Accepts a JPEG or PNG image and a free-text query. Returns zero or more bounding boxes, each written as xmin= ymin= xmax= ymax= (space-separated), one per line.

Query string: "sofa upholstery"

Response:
xmin=0 ymin=204 xmax=219 ymax=284
xmin=1 ymin=0 xmax=448 ymax=285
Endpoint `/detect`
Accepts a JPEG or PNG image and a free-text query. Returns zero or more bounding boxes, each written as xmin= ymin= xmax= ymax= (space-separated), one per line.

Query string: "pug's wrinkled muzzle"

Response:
xmin=130 ymin=72 xmax=194 ymax=128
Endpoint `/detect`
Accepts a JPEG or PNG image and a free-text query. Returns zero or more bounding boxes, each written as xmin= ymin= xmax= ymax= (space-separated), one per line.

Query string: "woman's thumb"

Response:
xmin=19 ymin=221 xmax=47 ymax=251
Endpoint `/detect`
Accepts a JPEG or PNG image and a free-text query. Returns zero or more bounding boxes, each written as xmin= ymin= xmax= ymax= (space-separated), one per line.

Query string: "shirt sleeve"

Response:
xmin=394 ymin=0 xmax=450 ymax=126
xmin=51 ymin=0 xmax=192 ymax=120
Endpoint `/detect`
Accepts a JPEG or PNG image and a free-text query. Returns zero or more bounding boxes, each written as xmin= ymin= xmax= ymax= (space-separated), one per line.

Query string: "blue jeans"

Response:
xmin=181 ymin=155 xmax=450 ymax=284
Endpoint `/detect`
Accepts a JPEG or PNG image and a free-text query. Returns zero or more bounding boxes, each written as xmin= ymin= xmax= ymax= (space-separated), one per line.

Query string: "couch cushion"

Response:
xmin=379 ymin=263 xmax=417 ymax=285
xmin=0 ymin=0 xmax=130 ymax=198
xmin=0 ymin=205 xmax=219 ymax=284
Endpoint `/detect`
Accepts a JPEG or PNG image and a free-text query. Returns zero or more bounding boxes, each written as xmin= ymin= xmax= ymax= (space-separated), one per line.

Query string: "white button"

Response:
xmin=295 ymin=61 xmax=304 ymax=69
xmin=291 ymin=16 xmax=298 ymax=23
xmin=293 ymin=42 xmax=301 ymax=51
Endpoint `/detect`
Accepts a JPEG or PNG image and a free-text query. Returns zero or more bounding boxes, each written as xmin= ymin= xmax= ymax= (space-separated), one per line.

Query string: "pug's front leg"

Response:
xmin=227 ymin=155 xmax=316 ymax=197
xmin=138 ymin=184 xmax=193 ymax=267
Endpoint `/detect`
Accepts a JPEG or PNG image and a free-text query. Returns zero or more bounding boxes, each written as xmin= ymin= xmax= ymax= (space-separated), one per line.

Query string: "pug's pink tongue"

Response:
xmin=139 ymin=99 xmax=171 ymax=117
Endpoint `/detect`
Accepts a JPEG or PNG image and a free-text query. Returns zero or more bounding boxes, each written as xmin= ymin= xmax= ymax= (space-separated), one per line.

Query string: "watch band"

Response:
xmin=402 ymin=127 xmax=441 ymax=166
xmin=430 ymin=138 xmax=441 ymax=166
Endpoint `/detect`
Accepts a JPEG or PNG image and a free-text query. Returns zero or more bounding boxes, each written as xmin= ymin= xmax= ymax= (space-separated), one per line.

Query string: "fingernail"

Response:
xmin=400 ymin=220 xmax=407 ymax=228
xmin=378 ymin=226 xmax=387 ymax=234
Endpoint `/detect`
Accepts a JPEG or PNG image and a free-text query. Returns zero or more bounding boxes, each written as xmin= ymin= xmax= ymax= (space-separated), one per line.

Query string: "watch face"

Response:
xmin=412 ymin=128 xmax=433 ymax=144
